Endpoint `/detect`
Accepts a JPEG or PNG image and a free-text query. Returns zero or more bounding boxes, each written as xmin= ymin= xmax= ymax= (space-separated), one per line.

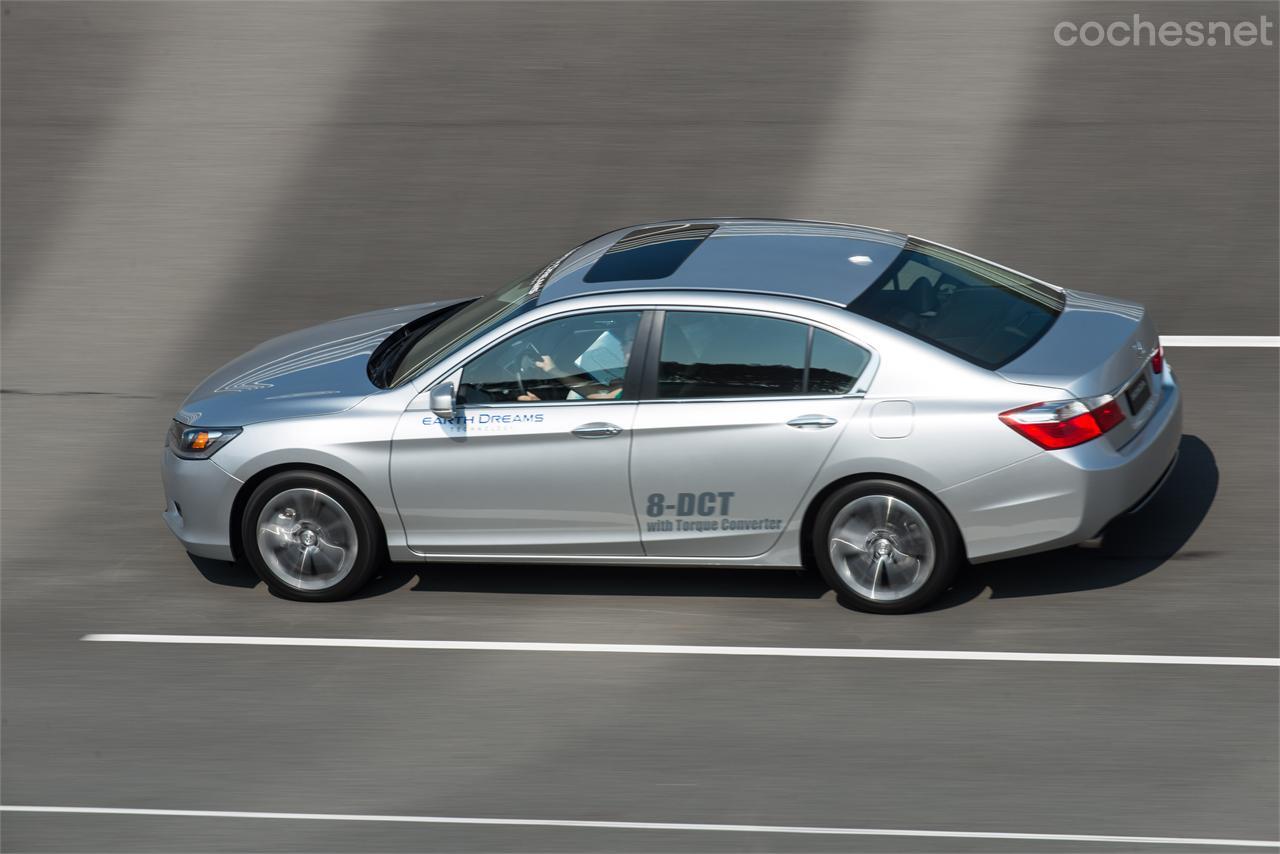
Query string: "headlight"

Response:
xmin=166 ymin=420 xmax=241 ymax=459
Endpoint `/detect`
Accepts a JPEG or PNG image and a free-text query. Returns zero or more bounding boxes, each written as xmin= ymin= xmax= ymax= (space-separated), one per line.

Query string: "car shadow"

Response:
xmin=194 ymin=434 xmax=1216 ymax=609
xmin=925 ymin=433 xmax=1218 ymax=610
xmin=190 ymin=554 xmax=260 ymax=588
xmin=190 ymin=545 xmax=830 ymax=601
xmin=361 ymin=562 xmax=829 ymax=600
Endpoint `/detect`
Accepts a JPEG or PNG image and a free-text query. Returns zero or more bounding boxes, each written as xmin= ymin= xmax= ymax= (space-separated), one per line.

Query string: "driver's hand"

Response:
xmin=534 ymin=354 xmax=556 ymax=373
xmin=517 ymin=391 xmax=541 ymax=402
xmin=587 ymin=387 xmax=623 ymax=400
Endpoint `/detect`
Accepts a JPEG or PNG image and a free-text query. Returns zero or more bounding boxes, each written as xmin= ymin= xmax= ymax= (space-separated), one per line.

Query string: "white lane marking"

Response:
xmin=1 ymin=806 xmax=1276 ymax=848
xmin=80 ymin=635 xmax=1280 ymax=667
xmin=1161 ymin=336 xmax=1279 ymax=348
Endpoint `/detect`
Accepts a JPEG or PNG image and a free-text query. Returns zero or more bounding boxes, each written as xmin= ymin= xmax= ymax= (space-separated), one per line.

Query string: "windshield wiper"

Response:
xmin=367 ymin=301 xmax=472 ymax=389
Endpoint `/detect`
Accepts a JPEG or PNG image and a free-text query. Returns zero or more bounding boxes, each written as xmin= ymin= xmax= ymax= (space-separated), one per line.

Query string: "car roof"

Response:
xmin=533 ymin=218 xmax=908 ymax=308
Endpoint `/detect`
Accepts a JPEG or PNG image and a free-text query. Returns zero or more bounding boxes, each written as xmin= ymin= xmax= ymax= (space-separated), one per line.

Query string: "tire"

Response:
xmin=811 ymin=479 xmax=962 ymax=614
xmin=240 ymin=471 xmax=383 ymax=601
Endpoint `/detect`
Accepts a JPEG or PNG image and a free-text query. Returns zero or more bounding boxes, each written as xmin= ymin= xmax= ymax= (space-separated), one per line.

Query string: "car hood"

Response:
xmin=177 ymin=300 xmax=454 ymax=426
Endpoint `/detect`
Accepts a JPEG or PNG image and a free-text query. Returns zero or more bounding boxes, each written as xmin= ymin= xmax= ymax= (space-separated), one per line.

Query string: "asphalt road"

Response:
xmin=2 ymin=2 xmax=1277 ymax=851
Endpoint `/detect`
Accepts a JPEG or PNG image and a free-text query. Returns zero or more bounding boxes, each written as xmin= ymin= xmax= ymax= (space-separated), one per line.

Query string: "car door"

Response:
xmin=629 ymin=309 xmax=872 ymax=558
xmin=391 ymin=309 xmax=647 ymax=556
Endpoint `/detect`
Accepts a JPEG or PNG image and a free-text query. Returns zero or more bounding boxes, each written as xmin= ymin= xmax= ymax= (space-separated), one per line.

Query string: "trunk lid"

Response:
xmin=998 ymin=289 xmax=1164 ymax=446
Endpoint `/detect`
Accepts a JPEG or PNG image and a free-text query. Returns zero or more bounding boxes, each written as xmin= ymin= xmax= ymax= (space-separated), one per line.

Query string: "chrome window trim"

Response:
xmin=458 ymin=399 xmax=640 ymax=410
xmin=634 ymin=393 xmax=866 ymax=405
xmin=461 ymin=391 xmax=868 ymax=410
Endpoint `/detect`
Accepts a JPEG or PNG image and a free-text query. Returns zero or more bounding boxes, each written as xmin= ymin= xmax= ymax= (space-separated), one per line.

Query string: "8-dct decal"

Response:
xmin=643 ymin=491 xmax=783 ymax=535
xmin=645 ymin=491 xmax=735 ymax=517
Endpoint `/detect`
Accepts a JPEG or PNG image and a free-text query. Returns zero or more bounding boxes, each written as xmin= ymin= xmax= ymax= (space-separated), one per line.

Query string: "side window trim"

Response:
xmin=620 ymin=309 xmax=656 ymax=402
xmin=801 ymin=324 xmax=814 ymax=393
xmin=637 ymin=309 xmax=666 ymax=401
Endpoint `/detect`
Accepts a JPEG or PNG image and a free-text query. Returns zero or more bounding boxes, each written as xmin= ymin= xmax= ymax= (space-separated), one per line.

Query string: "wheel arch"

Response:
xmin=798 ymin=472 xmax=968 ymax=569
xmin=229 ymin=462 xmax=387 ymax=563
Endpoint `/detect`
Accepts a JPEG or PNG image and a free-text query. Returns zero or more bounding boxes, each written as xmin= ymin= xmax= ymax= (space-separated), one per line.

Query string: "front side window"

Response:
xmin=459 ymin=311 xmax=642 ymax=404
xmin=657 ymin=311 xmax=871 ymax=399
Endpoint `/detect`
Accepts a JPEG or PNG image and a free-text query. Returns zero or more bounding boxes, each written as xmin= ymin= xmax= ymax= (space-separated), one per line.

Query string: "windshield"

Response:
xmin=387 ymin=274 xmax=537 ymax=387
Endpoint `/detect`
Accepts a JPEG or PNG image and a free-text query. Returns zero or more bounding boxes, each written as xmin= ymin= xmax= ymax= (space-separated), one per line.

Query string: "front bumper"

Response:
xmin=160 ymin=448 xmax=242 ymax=561
xmin=945 ymin=367 xmax=1183 ymax=562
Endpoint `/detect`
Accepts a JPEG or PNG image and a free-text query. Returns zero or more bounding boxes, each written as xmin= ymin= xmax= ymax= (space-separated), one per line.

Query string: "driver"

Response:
xmin=517 ymin=325 xmax=635 ymax=402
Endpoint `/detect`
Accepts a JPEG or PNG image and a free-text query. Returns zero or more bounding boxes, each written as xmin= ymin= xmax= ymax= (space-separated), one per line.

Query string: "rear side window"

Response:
xmin=656 ymin=312 xmax=869 ymax=399
xmin=849 ymin=240 xmax=1063 ymax=369
xmin=809 ymin=329 xmax=870 ymax=394
xmin=658 ymin=312 xmax=806 ymax=398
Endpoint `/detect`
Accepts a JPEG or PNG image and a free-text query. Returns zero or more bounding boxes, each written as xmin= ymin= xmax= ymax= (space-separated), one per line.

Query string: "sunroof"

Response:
xmin=583 ymin=223 xmax=717 ymax=283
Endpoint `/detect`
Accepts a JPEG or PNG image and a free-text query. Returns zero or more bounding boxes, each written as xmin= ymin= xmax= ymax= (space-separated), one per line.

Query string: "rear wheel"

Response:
xmin=240 ymin=471 xmax=382 ymax=601
xmin=812 ymin=479 xmax=961 ymax=614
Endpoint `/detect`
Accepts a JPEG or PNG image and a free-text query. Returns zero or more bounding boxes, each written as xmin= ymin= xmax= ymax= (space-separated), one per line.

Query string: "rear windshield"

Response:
xmin=849 ymin=240 xmax=1064 ymax=368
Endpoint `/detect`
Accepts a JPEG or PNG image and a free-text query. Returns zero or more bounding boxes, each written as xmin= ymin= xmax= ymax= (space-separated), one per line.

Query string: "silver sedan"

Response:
xmin=162 ymin=219 xmax=1182 ymax=613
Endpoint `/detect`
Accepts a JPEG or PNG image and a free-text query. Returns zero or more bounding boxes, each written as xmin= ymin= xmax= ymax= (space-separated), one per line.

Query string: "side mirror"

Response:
xmin=428 ymin=382 xmax=456 ymax=420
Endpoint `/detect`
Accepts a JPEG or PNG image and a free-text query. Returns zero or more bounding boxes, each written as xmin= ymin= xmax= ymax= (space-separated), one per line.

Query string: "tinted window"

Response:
xmin=849 ymin=240 xmax=1063 ymax=368
xmin=809 ymin=329 xmax=870 ymax=394
xmin=583 ymin=224 xmax=716 ymax=283
xmin=460 ymin=311 xmax=641 ymax=404
xmin=657 ymin=312 xmax=807 ymax=398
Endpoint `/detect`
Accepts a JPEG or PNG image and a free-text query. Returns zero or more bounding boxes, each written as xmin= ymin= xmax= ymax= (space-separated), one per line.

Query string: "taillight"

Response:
xmin=1150 ymin=344 xmax=1164 ymax=374
xmin=999 ymin=397 xmax=1126 ymax=450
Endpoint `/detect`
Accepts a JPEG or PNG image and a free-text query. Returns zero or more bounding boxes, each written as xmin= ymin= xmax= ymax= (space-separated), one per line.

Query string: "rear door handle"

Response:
xmin=572 ymin=422 xmax=624 ymax=439
xmin=787 ymin=414 xmax=838 ymax=430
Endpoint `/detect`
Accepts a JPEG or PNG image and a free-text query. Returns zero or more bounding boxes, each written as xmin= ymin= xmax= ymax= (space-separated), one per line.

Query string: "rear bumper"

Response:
xmin=160 ymin=448 xmax=241 ymax=561
xmin=1122 ymin=447 xmax=1179 ymax=517
xmin=944 ymin=367 xmax=1183 ymax=562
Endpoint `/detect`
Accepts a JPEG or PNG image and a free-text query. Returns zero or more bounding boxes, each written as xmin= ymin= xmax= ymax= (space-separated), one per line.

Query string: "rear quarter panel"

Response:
xmin=769 ymin=323 xmax=1062 ymax=564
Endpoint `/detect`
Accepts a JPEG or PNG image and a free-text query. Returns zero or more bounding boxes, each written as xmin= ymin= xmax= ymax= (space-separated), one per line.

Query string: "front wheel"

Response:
xmin=812 ymin=480 xmax=962 ymax=614
xmin=240 ymin=471 xmax=383 ymax=601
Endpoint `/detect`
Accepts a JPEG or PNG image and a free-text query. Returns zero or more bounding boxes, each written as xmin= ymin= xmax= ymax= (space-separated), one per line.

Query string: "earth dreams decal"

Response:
xmin=424 ymin=412 xmax=545 ymax=433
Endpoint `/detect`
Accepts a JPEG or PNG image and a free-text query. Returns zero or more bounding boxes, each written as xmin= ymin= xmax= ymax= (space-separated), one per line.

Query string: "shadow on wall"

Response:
xmin=194 ymin=434 xmax=1216 ymax=609
xmin=0 ymin=4 xmax=144 ymax=322
xmin=176 ymin=2 xmax=870 ymax=382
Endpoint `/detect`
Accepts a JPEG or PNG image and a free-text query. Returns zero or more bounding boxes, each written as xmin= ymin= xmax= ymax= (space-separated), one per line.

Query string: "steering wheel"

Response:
xmin=513 ymin=341 xmax=543 ymax=396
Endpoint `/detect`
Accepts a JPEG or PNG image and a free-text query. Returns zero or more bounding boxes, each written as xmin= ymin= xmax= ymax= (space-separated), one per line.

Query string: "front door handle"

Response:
xmin=787 ymin=414 xmax=838 ymax=430
xmin=572 ymin=422 xmax=624 ymax=439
